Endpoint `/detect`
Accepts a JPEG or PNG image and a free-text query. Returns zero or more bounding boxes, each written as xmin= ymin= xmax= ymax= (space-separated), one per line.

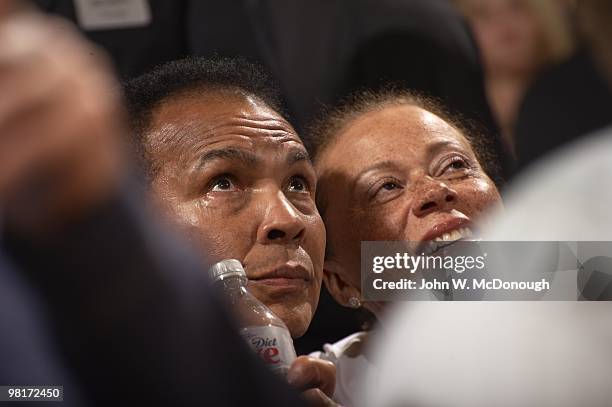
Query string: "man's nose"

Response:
xmin=411 ymin=177 xmax=458 ymax=217
xmin=256 ymin=191 xmax=306 ymax=245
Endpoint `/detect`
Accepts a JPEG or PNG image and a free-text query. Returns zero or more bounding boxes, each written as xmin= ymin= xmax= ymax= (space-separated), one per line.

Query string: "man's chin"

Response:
xmin=246 ymin=284 xmax=314 ymax=337
xmin=266 ymin=303 xmax=311 ymax=339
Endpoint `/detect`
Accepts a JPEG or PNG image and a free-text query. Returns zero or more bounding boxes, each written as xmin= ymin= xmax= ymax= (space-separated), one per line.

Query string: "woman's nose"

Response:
xmin=411 ymin=179 xmax=458 ymax=217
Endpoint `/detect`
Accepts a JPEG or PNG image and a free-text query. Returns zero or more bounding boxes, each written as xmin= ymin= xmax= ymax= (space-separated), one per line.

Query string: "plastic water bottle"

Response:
xmin=209 ymin=259 xmax=297 ymax=376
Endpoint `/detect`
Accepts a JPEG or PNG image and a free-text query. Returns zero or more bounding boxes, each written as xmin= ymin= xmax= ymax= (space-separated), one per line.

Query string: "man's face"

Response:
xmin=146 ymin=91 xmax=325 ymax=338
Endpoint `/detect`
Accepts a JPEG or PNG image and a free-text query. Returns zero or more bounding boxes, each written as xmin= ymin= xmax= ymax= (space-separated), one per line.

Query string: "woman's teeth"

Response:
xmin=432 ymin=227 xmax=473 ymax=243
xmin=419 ymin=227 xmax=476 ymax=255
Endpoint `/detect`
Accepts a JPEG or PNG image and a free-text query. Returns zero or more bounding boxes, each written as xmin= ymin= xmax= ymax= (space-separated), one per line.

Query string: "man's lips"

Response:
xmin=247 ymin=262 xmax=312 ymax=287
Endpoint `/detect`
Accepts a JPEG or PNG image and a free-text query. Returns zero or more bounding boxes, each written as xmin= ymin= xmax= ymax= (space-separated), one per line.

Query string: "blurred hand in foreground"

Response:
xmin=0 ymin=1 xmax=125 ymax=234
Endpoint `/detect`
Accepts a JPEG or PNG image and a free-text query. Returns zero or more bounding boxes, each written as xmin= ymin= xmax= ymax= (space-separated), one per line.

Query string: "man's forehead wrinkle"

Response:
xmin=196 ymin=117 xmax=301 ymax=145
xmin=194 ymin=147 xmax=259 ymax=171
xmin=227 ymin=113 xmax=296 ymax=133
xmin=190 ymin=139 xmax=309 ymax=171
xmin=177 ymin=111 xmax=296 ymax=138
xmin=146 ymin=107 xmax=305 ymax=174
xmin=146 ymin=117 xmax=287 ymax=149
xmin=146 ymin=122 xmax=196 ymax=156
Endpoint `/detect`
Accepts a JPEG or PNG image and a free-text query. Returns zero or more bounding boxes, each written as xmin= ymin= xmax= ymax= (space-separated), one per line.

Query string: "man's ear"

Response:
xmin=323 ymin=258 xmax=360 ymax=308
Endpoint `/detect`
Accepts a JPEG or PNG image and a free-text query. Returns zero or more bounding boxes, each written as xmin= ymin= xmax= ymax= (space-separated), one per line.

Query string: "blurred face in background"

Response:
xmin=315 ymin=104 xmax=502 ymax=313
xmin=462 ymin=0 xmax=545 ymax=76
xmin=145 ymin=91 xmax=325 ymax=338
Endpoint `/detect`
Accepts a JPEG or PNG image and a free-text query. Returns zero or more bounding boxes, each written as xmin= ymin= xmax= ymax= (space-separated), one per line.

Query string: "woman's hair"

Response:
xmin=455 ymin=0 xmax=575 ymax=66
xmin=308 ymin=88 xmax=504 ymax=188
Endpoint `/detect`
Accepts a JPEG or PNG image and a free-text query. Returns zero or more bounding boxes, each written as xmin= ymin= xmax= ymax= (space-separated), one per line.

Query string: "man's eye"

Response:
xmin=210 ymin=176 xmax=236 ymax=192
xmin=288 ymin=176 xmax=309 ymax=192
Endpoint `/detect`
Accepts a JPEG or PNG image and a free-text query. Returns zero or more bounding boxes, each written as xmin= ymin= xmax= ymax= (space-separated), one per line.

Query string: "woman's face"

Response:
xmin=465 ymin=0 xmax=543 ymax=75
xmin=315 ymin=104 xmax=502 ymax=299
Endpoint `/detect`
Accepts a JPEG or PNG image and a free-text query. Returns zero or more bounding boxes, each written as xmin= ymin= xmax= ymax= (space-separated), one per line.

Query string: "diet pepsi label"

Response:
xmin=241 ymin=326 xmax=297 ymax=375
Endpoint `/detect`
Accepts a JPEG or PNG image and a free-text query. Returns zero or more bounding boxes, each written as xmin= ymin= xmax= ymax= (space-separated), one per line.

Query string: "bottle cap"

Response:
xmin=208 ymin=259 xmax=247 ymax=282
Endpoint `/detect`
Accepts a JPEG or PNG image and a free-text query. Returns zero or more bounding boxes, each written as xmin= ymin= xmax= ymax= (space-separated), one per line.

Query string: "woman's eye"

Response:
xmin=449 ymin=160 xmax=467 ymax=170
xmin=442 ymin=157 xmax=470 ymax=173
xmin=288 ymin=176 xmax=309 ymax=192
xmin=210 ymin=176 xmax=236 ymax=192
xmin=371 ymin=178 xmax=403 ymax=200
xmin=382 ymin=182 xmax=399 ymax=191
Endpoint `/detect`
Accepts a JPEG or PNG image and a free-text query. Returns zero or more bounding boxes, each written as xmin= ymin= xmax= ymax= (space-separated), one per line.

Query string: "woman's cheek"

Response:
xmin=459 ymin=177 xmax=502 ymax=216
xmin=359 ymin=206 xmax=405 ymax=241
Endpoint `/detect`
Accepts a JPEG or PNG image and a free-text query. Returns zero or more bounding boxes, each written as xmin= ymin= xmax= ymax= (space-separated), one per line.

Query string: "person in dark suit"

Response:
xmin=0 ymin=5 xmax=310 ymax=406
xmin=31 ymin=0 xmax=188 ymax=79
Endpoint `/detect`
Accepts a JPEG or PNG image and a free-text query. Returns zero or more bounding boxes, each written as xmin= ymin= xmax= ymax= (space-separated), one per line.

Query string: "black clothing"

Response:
xmin=514 ymin=49 xmax=612 ymax=175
